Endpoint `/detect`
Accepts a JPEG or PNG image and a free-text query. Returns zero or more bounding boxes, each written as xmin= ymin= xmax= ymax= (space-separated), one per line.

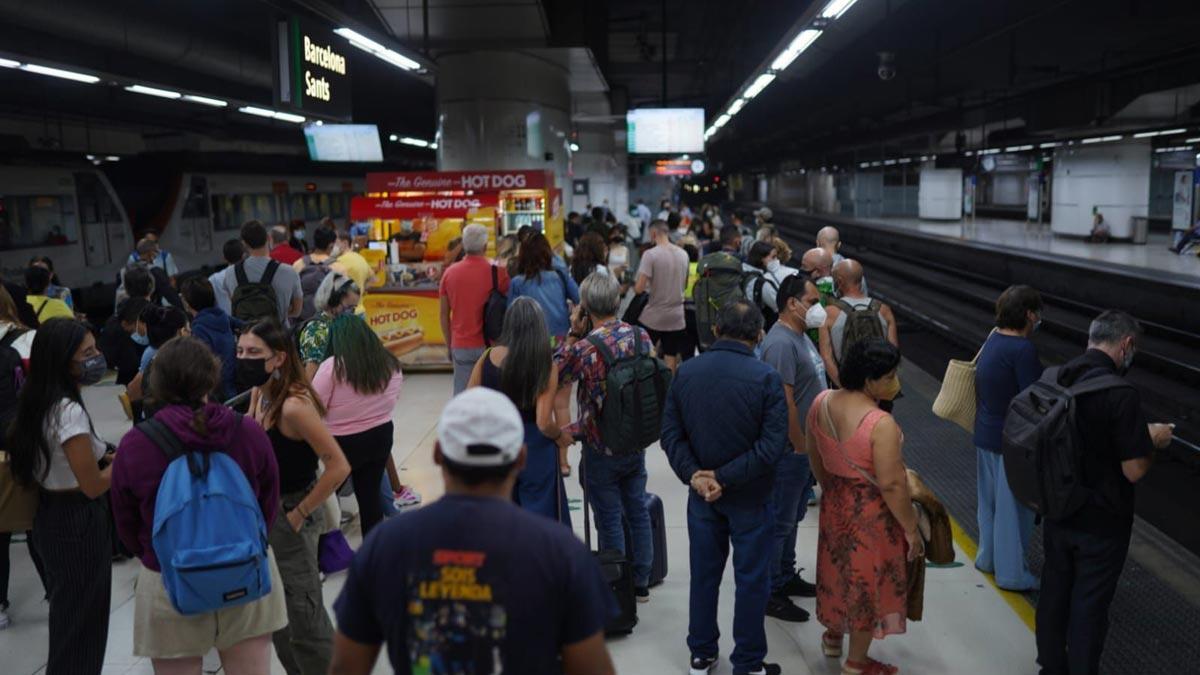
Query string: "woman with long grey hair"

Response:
xmin=467 ymin=297 xmax=570 ymax=525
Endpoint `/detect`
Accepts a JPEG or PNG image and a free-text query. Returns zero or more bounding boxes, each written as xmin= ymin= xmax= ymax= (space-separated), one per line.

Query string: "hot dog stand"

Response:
xmin=351 ymin=169 xmax=565 ymax=368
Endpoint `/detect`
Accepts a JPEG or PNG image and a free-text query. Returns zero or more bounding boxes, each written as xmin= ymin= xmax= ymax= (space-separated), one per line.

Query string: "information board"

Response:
xmin=627 ymin=108 xmax=705 ymax=154
xmin=276 ymin=16 xmax=352 ymax=120
xmin=304 ymin=124 xmax=382 ymax=161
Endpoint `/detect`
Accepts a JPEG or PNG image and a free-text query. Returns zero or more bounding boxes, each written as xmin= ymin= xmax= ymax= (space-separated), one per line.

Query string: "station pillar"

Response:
xmin=435 ymin=50 xmax=571 ymax=191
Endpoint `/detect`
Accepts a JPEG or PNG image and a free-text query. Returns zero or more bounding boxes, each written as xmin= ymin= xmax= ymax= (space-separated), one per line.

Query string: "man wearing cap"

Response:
xmin=330 ymin=388 xmax=617 ymax=675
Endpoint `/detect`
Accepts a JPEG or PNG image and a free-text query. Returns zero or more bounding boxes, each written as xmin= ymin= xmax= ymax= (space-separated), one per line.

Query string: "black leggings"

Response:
xmin=0 ymin=530 xmax=47 ymax=605
xmin=336 ymin=421 xmax=394 ymax=537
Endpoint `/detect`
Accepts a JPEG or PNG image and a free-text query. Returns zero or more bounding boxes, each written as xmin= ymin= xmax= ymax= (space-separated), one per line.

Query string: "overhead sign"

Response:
xmin=351 ymin=195 xmax=499 ymax=219
xmin=276 ymin=16 xmax=352 ymax=120
xmin=627 ymin=108 xmax=705 ymax=154
xmin=652 ymin=158 xmax=704 ymax=176
xmin=367 ymin=170 xmax=552 ymax=193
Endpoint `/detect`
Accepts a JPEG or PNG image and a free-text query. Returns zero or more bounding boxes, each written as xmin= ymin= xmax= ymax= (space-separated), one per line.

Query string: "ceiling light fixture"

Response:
xmin=727 ymin=99 xmax=746 ymax=116
xmin=399 ymin=137 xmax=432 ymax=148
xmin=1133 ymin=128 xmax=1187 ymax=139
xmin=569 ymin=142 xmax=580 ymax=152
xmin=272 ymin=111 xmax=306 ymax=123
xmin=1186 ymin=137 xmax=1200 ymax=144
xmin=182 ymin=94 xmax=227 ymax=107
xmin=238 ymin=106 xmax=276 ymax=119
xmin=0 ymin=58 xmax=19 ymax=68
xmin=770 ymin=29 xmax=822 ymax=72
xmin=20 ymin=63 xmax=100 ymax=83
xmin=1039 ymin=142 xmax=1061 ymax=149
xmin=1079 ymin=135 xmax=1123 ymax=144
xmin=742 ymin=73 xmax=776 ymax=100
xmin=821 ymin=0 xmax=860 ymax=20
xmin=125 ymin=84 xmax=182 ymax=100
xmin=334 ymin=27 xmax=420 ymax=71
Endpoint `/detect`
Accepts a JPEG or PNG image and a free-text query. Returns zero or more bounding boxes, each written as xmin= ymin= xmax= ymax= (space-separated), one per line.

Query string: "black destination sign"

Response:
xmin=275 ymin=16 xmax=352 ymax=120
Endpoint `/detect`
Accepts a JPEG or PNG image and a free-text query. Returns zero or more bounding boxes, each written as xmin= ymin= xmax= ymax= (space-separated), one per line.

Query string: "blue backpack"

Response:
xmin=138 ymin=415 xmax=272 ymax=615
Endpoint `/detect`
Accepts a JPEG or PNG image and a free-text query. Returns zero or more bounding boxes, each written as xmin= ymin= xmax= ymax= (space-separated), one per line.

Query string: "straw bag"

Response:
xmin=0 ymin=451 xmax=37 ymax=533
xmin=932 ymin=330 xmax=994 ymax=433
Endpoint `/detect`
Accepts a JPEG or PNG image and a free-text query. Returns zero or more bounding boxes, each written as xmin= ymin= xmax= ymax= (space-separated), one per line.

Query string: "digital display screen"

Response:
xmin=303 ymin=124 xmax=383 ymax=162
xmin=626 ymin=108 xmax=705 ymax=154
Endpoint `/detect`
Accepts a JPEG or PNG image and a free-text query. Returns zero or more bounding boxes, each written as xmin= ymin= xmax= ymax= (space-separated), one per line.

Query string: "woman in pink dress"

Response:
xmin=806 ymin=338 xmax=924 ymax=675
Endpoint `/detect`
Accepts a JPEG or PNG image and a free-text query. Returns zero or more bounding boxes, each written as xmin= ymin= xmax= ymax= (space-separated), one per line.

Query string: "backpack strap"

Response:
xmin=234 ymin=261 xmax=249 ymax=286
xmin=261 ymin=260 xmax=281 ymax=286
xmin=35 ymin=299 xmax=49 ymax=320
xmin=553 ymin=268 xmax=572 ymax=313
xmin=0 ymin=329 xmax=24 ymax=350
xmin=867 ymin=299 xmax=882 ymax=313
xmin=586 ymin=333 xmax=617 ymax=367
xmin=137 ymin=417 xmax=207 ymax=478
xmin=490 ymin=265 xmax=499 ymax=293
xmin=1068 ymin=371 xmax=1132 ymax=397
xmin=831 ymin=298 xmax=853 ymax=314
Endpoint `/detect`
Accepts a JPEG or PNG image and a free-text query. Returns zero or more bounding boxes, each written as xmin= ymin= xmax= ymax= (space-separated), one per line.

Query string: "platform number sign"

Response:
xmin=275 ymin=16 xmax=352 ymax=121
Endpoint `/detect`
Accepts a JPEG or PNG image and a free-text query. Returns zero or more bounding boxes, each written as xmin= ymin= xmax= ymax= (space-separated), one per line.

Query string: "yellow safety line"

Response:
xmin=948 ymin=516 xmax=1037 ymax=632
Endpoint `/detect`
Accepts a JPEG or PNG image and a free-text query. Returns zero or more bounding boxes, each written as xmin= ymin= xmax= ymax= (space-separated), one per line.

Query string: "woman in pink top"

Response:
xmin=805 ymin=338 xmax=923 ymax=675
xmin=310 ymin=315 xmax=403 ymax=535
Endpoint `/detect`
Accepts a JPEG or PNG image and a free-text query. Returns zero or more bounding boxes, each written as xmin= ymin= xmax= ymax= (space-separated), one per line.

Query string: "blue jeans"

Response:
xmin=583 ymin=446 xmax=652 ymax=588
xmin=770 ymin=452 xmax=813 ymax=593
xmin=379 ymin=474 xmax=400 ymax=519
xmin=687 ymin=494 xmax=774 ymax=674
xmin=976 ymin=448 xmax=1037 ymax=589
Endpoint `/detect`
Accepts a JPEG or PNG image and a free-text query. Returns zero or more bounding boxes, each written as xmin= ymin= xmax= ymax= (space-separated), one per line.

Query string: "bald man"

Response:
xmin=800 ymin=248 xmax=834 ymax=295
xmin=815 ymin=227 xmax=844 ymax=265
xmin=818 ymin=259 xmax=898 ymax=387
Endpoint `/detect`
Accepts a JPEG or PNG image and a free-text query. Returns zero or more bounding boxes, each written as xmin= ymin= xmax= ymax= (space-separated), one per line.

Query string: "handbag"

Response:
xmin=622 ymin=292 xmax=649 ymax=327
xmin=318 ymin=530 xmax=354 ymax=574
xmin=932 ymin=329 xmax=995 ymax=432
xmin=0 ymin=451 xmax=38 ymax=533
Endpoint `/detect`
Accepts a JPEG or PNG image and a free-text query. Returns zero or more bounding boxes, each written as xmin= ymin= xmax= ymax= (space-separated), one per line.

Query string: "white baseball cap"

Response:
xmin=437 ymin=388 xmax=524 ymax=467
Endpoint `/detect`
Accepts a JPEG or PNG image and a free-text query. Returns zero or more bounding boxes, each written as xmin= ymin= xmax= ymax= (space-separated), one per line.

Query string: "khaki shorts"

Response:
xmin=133 ymin=548 xmax=288 ymax=659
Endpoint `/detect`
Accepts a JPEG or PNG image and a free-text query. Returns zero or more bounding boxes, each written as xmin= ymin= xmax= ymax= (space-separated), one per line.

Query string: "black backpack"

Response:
xmin=1001 ymin=367 xmax=1130 ymax=520
xmin=833 ymin=298 xmax=885 ymax=363
xmin=744 ymin=270 xmax=779 ymax=331
xmin=231 ymin=260 xmax=281 ymax=324
xmin=298 ymin=256 xmax=333 ymax=322
xmin=586 ymin=327 xmax=672 ymax=454
xmin=482 ymin=265 xmax=506 ymax=347
xmin=0 ymin=330 xmax=26 ymax=433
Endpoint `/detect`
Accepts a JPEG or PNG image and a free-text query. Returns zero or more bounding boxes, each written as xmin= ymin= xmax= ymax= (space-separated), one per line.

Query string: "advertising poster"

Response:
xmin=363 ymin=291 xmax=450 ymax=369
xmin=1172 ymin=170 xmax=1195 ymax=231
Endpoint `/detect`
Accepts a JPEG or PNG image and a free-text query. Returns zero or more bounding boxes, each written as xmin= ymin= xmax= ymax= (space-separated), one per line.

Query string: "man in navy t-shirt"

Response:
xmin=330 ymin=388 xmax=618 ymax=675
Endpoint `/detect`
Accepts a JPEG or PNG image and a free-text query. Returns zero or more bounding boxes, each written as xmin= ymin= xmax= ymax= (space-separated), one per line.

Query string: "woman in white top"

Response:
xmin=744 ymin=240 xmax=782 ymax=325
xmin=7 ymin=317 xmax=112 ymax=674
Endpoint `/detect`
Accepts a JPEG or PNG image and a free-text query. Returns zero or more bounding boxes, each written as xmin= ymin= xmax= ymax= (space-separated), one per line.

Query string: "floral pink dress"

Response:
xmin=807 ymin=390 xmax=908 ymax=638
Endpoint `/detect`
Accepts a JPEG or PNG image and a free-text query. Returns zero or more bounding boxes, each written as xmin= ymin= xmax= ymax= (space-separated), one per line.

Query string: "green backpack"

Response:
xmin=692 ymin=251 xmax=746 ymax=349
xmin=587 ymin=328 xmax=672 ymax=454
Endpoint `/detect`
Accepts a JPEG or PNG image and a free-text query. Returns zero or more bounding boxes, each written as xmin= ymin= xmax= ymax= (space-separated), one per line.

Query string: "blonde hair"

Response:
xmin=771 ymin=237 xmax=793 ymax=265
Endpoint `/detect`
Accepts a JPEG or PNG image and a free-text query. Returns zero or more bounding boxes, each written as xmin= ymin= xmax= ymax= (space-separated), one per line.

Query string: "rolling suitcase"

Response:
xmin=623 ymin=492 xmax=668 ymax=587
xmin=581 ymin=451 xmax=638 ymax=636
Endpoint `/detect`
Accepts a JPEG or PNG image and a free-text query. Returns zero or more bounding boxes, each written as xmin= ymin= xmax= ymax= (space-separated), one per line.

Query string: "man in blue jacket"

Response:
xmin=180 ymin=277 xmax=240 ymax=400
xmin=661 ymin=299 xmax=788 ymax=675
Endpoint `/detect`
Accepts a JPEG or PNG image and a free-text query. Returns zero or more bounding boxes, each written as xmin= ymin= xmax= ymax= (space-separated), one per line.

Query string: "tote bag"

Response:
xmin=0 ymin=451 xmax=37 ymax=533
xmin=932 ymin=330 xmax=994 ymax=433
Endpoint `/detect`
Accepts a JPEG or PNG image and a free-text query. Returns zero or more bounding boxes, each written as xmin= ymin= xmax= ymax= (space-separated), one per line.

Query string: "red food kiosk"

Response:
xmin=350 ymin=169 xmax=564 ymax=368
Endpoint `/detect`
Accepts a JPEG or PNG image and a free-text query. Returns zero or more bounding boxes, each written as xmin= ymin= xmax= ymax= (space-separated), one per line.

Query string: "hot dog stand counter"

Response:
xmin=351 ymin=169 xmax=565 ymax=369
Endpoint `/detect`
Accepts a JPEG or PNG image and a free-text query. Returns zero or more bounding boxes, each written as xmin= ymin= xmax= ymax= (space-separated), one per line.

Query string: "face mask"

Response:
xmin=874 ymin=375 xmax=901 ymax=402
xmin=236 ymin=357 xmax=271 ymax=389
xmin=805 ymin=303 xmax=827 ymax=329
xmin=294 ymin=230 xmax=305 ymax=240
xmin=766 ymin=260 xmax=781 ymax=274
xmin=131 ymin=331 xmax=150 ymax=347
xmin=78 ymin=354 xmax=107 ymax=386
xmin=609 ymin=251 xmax=628 ymax=266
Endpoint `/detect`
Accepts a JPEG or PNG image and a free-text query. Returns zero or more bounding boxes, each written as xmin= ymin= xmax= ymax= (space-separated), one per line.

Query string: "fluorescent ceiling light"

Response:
xmin=727 ymin=99 xmax=746 ymax=116
xmin=399 ymin=137 xmax=431 ymax=148
xmin=314 ymin=120 xmax=324 ymax=126
xmin=569 ymin=142 xmax=580 ymax=152
xmin=0 ymin=58 xmax=19 ymax=68
xmin=713 ymin=114 xmax=731 ymax=128
xmin=1133 ymin=128 xmax=1187 ymax=139
xmin=858 ymin=162 xmax=869 ymax=168
xmin=743 ymin=73 xmax=776 ymax=100
xmin=182 ymin=94 xmax=227 ymax=107
xmin=334 ymin=27 xmax=420 ymax=71
xmin=898 ymin=158 xmax=912 ymax=164
xmin=770 ymin=30 xmax=822 ymax=72
xmin=1039 ymin=142 xmax=1061 ymax=149
xmin=125 ymin=84 xmax=181 ymax=99
xmin=238 ymin=106 xmax=276 ymax=118
xmin=919 ymin=155 xmax=930 ymax=161
xmin=105 ymin=155 xmax=120 ymax=161
xmin=430 ymin=143 xmax=438 ymax=149
xmin=883 ymin=159 xmax=897 ymax=166
xmin=1003 ymin=144 xmax=1034 ymax=152
xmin=20 ymin=63 xmax=99 ymax=83
xmin=388 ymin=134 xmax=399 ymax=142
xmin=1187 ymin=137 xmax=1200 ymax=143
xmin=1080 ymin=134 xmax=1123 ymax=144
xmin=821 ymin=0 xmax=860 ymax=20
xmin=964 ymin=151 xmax=974 ymax=156
xmin=85 ymin=154 xmax=95 ymax=160
xmin=272 ymin=111 xmax=306 ymax=123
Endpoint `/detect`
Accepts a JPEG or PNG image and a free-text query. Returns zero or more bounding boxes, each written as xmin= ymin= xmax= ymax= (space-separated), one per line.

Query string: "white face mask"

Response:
xmin=766 ymin=259 xmax=781 ymax=274
xmin=805 ymin=303 xmax=827 ymax=329
xmin=609 ymin=251 xmax=628 ymax=266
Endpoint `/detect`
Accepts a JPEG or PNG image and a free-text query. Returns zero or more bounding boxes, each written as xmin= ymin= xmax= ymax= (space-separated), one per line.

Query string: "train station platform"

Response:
xmin=1 ymin=370 xmax=1046 ymax=675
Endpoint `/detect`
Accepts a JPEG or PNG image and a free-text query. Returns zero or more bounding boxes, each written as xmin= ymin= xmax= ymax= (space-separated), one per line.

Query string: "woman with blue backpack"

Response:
xmin=7 ymin=318 xmax=112 ymax=674
xmin=110 ymin=336 xmax=287 ymax=673
xmin=239 ymin=320 xmax=350 ymax=675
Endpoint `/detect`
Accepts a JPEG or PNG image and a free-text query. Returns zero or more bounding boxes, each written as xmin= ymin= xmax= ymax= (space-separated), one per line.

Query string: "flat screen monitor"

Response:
xmin=626 ymin=108 xmax=705 ymax=154
xmin=303 ymin=124 xmax=384 ymax=162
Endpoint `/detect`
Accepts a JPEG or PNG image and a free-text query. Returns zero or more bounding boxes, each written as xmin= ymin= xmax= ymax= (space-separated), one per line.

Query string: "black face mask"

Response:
xmin=235 ymin=357 xmax=271 ymax=390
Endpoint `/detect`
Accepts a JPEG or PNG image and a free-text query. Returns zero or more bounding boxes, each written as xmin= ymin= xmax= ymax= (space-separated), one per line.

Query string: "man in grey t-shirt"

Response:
xmin=635 ymin=221 xmax=690 ymax=370
xmin=760 ymin=275 xmax=827 ymax=623
xmin=221 ymin=220 xmax=303 ymax=326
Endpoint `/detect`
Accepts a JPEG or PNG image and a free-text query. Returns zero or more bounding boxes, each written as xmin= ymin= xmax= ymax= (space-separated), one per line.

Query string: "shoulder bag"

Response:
xmin=932 ymin=329 xmax=995 ymax=433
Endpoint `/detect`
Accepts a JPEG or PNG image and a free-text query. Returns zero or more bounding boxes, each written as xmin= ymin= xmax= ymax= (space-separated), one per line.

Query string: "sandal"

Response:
xmin=822 ymin=631 xmax=843 ymax=658
xmin=842 ymin=658 xmax=898 ymax=675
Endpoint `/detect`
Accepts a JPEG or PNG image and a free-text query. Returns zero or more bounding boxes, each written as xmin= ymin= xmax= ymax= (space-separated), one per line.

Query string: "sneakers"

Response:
xmin=765 ymin=594 xmax=810 ymax=622
xmin=779 ymin=573 xmax=817 ymax=598
xmin=748 ymin=664 xmax=782 ymax=675
xmin=635 ymin=586 xmax=649 ymax=603
xmin=394 ymin=486 xmax=422 ymax=507
xmin=0 ymin=601 xmax=10 ymax=630
xmin=689 ymin=654 xmax=718 ymax=675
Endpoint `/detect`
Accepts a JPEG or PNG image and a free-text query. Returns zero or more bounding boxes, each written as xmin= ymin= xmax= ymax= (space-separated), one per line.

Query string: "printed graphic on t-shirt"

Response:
xmin=408 ymin=549 xmax=507 ymax=675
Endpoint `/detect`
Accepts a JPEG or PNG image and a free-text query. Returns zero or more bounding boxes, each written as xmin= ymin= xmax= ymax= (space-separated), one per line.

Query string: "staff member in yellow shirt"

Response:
xmin=330 ymin=231 xmax=376 ymax=313
xmin=24 ymin=265 xmax=74 ymax=322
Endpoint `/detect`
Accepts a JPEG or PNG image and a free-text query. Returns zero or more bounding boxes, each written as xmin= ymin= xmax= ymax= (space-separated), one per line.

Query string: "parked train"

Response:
xmin=0 ymin=162 xmax=363 ymax=313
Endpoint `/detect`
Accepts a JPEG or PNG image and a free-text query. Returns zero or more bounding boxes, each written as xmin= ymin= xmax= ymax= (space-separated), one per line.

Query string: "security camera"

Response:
xmin=877 ymin=51 xmax=896 ymax=81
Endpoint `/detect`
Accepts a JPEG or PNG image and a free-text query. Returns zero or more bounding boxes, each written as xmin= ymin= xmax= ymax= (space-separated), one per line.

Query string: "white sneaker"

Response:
xmin=0 ymin=602 xmax=11 ymax=630
xmin=394 ymin=487 xmax=422 ymax=507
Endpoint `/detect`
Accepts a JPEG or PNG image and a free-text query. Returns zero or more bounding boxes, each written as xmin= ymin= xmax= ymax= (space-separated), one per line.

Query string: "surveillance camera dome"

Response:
xmin=877 ymin=51 xmax=896 ymax=81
